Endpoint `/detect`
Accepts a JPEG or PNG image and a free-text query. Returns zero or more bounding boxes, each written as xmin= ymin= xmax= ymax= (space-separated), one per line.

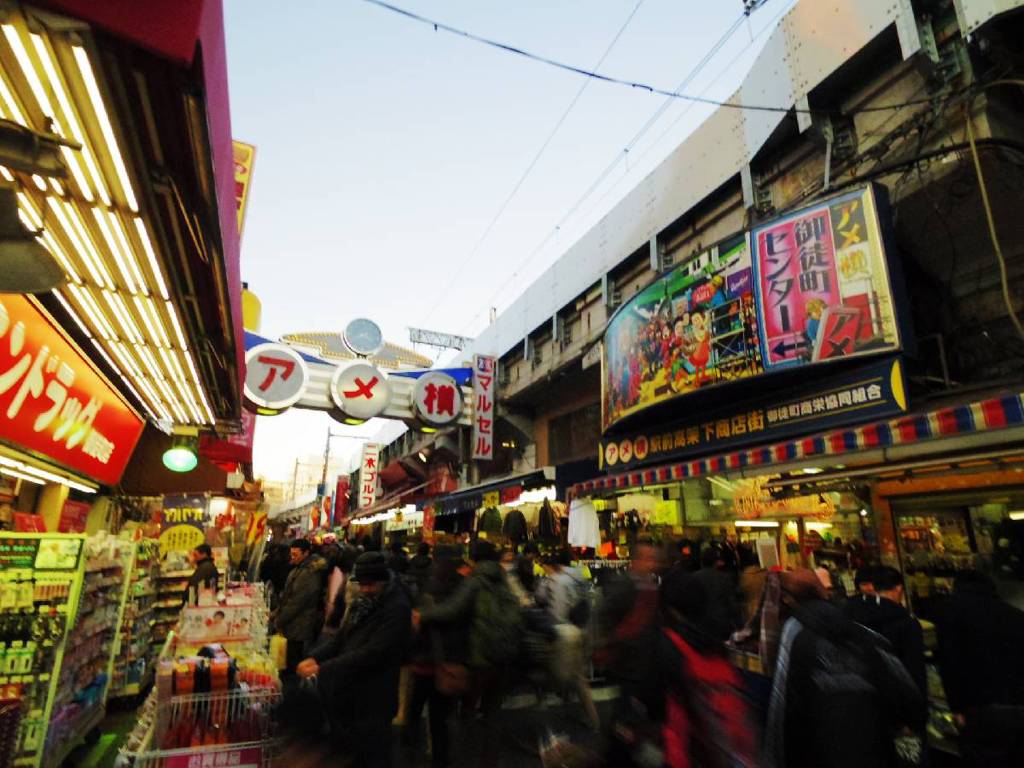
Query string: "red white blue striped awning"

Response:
xmin=572 ymin=392 xmax=1024 ymax=495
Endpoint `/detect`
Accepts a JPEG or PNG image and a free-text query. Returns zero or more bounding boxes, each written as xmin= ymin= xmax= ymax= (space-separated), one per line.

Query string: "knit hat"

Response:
xmin=353 ymin=551 xmax=390 ymax=583
xmin=289 ymin=539 xmax=311 ymax=553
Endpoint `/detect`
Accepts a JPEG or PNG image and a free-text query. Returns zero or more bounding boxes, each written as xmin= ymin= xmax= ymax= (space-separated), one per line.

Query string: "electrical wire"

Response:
xmin=456 ymin=1 xmax=786 ymax=335
xmin=360 ymin=0 xmax=947 ymax=116
xmin=963 ymin=79 xmax=1024 ymax=342
xmin=420 ymin=0 xmax=647 ymax=327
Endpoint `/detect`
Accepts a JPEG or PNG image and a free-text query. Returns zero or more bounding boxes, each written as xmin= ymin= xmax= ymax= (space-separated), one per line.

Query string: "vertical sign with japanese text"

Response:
xmin=233 ymin=141 xmax=256 ymax=237
xmin=160 ymin=494 xmax=207 ymax=556
xmin=472 ymin=356 xmax=496 ymax=461
xmin=0 ymin=295 xmax=145 ymax=485
xmin=357 ymin=443 xmax=381 ymax=508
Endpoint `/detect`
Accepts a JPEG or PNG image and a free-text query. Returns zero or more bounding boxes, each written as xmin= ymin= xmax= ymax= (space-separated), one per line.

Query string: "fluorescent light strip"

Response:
xmin=0 ymin=24 xmax=94 ymax=203
xmin=102 ymin=290 xmax=141 ymax=344
xmin=52 ymin=289 xmax=91 ymax=338
xmin=734 ymin=520 xmax=779 ymax=528
xmin=142 ymin=297 xmax=171 ymax=347
xmin=133 ymin=295 xmax=164 ymax=347
xmin=31 ymin=34 xmax=109 ymax=206
xmin=112 ymin=292 xmax=145 ymax=344
xmin=159 ymin=347 xmax=202 ymax=423
xmin=47 ymin=198 xmax=104 ymax=287
xmin=133 ymin=218 xmax=168 ymax=299
xmin=72 ymin=46 xmax=137 ymax=212
xmin=165 ymin=301 xmax=188 ymax=349
xmin=0 ymin=467 xmax=43 ymax=485
xmin=39 ymin=230 xmax=83 ymax=284
xmin=15 ymin=192 xmax=41 ymax=228
xmin=0 ymin=456 xmax=97 ymax=493
xmin=92 ymin=208 xmax=136 ymax=293
xmin=167 ymin=350 xmax=205 ymax=423
xmin=107 ymin=212 xmax=147 ymax=293
xmin=67 ymin=284 xmax=115 ymax=340
xmin=89 ymin=338 xmax=160 ymax=422
xmin=32 ymin=174 xmax=46 ymax=192
xmin=112 ymin=342 xmax=170 ymax=421
xmin=49 ymin=178 xmax=63 ymax=196
xmin=64 ymin=201 xmax=114 ymax=286
xmin=0 ymin=165 xmax=13 ymax=181
xmin=136 ymin=344 xmax=188 ymax=423
xmin=184 ymin=348 xmax=215 ymax=423
xmin=0 ymin=73 xmax=25 ymax=124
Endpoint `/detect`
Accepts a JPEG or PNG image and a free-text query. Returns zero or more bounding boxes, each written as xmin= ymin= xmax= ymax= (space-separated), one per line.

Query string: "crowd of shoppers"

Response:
xmin=258 ymin=533 xmax=1024 ymax=768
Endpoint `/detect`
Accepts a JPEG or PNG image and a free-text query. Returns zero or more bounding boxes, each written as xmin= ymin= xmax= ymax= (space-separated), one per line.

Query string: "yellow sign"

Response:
xmin=482 ymin=491 xmax=500 ymax=508
xmin=233 ymin=140 xmax=256 ymax=236
xmin=159 ymin=525 xmax=204 ymax=557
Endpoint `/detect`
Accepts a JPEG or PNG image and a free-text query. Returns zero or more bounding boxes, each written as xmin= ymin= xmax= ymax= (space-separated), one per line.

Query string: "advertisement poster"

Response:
xmin=472 ymin=355 xmax=496 ymax=460
xmin=160 ymin=494 xmax=207 ymax=556
xmin=752 ymin=185 xmax=899 ymax=369
xmin=179 ymin=604 xmax=252 ymax=643
xmin=59 ymin=500 xmax=91 ymax=533
xmin=603 ymin=236 xmax=761 ymax=430
xmin=33 ymin=537 xmax=82 ymax=570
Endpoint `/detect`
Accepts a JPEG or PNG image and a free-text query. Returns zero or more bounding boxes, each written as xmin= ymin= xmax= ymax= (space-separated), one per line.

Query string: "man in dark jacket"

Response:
xmin=408 ymin=542 xmax=432 ymax=595
xmin=843 ymin=565 xmax=926 ymax=698
xmin=299 ymin=552 xmax=411 ymax=768
xmin=764 ymin=569 xmax=923 ymax=768
xmin=185 ymin=544 xmax=219 ymax=604
xmin=271 ymin=539 xmax=326 ymax=672
xmin=936 ymin=571 xmax=1024 ymax=767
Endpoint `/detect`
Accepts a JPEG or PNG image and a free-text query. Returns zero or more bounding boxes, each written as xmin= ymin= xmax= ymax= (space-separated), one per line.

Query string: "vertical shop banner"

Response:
xmin=0 ymin=295 xmax=145 ymax=485
xmin=357 ymin=443 xmax=381 ymax=508
xmin=245 ymin=510 xmax=267 ymax=545
xmin=160 ymin=494 xmax=207 ymax=555
xmin=752 ymin=185 xmax=900 ymax=369
xmin=58 ymin=499 xmax=91 ymax=533
xmin=472 ymin=355 xmax=496 ymax=460
xmin=233 ymin=140 xmax=256 ymax=236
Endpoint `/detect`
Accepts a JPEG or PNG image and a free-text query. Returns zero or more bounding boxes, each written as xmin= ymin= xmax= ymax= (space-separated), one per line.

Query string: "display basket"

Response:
xmin=120 ymin=686 xmax=280 ymax=768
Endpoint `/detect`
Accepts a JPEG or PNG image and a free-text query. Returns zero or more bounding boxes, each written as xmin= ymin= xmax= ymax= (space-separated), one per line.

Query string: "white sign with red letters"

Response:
xmin=412 ymin=371 xmax=463 ymax=427
xmin=330 ymin=361 xmax=391 ymax=421
xmin=472 ymin=355 xmax=496 ymax=461
xmin=243 ymin=343 xmax=309 ymax=413
xmin=357 ymin=442 xmax=381 ymax=508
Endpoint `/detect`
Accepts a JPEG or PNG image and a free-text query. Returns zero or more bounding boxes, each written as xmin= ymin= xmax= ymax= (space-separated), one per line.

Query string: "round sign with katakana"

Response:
xmin=243 ymin=343 xmax=309 ymax=414
xmin=329 ymin=361 xmax=391 ymax=420
xmin=412 ymin=371 xmax=463 ymax=426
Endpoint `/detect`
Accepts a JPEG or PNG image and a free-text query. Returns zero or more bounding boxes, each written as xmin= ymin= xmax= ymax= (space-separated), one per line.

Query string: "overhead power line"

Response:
xmin=360 ymin=0 xmax=946 ymax=116
xmin=421 ymin=0 xmax=647 ymax=326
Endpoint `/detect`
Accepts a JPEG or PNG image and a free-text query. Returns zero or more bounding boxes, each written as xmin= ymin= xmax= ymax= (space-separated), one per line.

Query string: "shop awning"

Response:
xmin=436 ymin=467 xmax=556 ymax=516
xmin=349 ymin=479 xmax=434 ymax=521
xmin=573 ymin=390 xmax=1024 ymax=496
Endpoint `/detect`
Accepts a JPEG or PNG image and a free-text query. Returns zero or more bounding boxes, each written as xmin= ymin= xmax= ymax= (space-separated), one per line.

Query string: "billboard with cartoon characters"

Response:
xmin=602 ymin=185 xmax=902 ymax=432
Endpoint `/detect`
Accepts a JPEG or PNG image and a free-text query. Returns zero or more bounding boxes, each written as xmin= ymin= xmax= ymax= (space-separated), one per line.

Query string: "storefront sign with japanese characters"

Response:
xmin=357 ymin=443 xmax=381 ymax=508
xmin=243 ymin=342 xmax=309 ymax=414
xmin=601 ymin=357 xmax=907 ymax=470
xmin=0 ymin=295 xmax=145 ymax=485
xmin=412 ymin=371 xmax=463 ymax=426
xmin=472 ymin=355 xmax=496 ymax=460
xmin=602 ymin=185 xmax=904 ymax=431
xmin=331 ymin=362 xmax=391 ymax=421
xmin=752 ymin=185 xmax=900 ymax=369
xmin=160 ymin=494 xmax=208 ymax=555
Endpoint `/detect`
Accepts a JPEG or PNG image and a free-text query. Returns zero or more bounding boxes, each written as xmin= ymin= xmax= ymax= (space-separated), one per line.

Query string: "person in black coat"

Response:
xmin=185 ymin=544 xmax=219 ymax=604
xmin=408 ymin=542 xmax=433 ymax=596
xmin=299 ymin=552 xmax=412 ymax=768
xmin=935 ymin=571 xmax=1024 ymax=767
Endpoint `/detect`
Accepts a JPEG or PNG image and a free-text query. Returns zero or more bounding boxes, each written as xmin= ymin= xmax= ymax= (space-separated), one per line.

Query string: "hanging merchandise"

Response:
xmin=537 ymin=499 xmax=561 ymax=542
xmin=502 ymin=508 xmax=528 ymax=544
xmin=109 ymin=539 xmax=161 ymax=699
xmin=567 ymin=499 xmax=601 ymax=551
xmin=478 ymin=507 xmax=503 ymax=536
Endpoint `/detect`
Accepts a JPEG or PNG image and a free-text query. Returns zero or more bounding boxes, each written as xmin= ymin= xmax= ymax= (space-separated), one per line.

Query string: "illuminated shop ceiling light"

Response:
xmin=0 ymin=11 xmax=216 ymax=427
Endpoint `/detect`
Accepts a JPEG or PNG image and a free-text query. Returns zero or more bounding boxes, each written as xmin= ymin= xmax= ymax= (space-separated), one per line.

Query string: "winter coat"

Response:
xmin=311 ymin=577 xmax=412 ymax=724
xmin=843 ymin=593 xmax=927 ymax=699
xmin=502 ymin=509 xmax=528 ymax=544
xmin=763 ymin=599 xmax=923 ymax=768
xmin=537 ymin=566 xmax=585 ymax=625
xmin=596 ymin=571 xmax=661 ymax=706
xmin=691 ymin=567 xmax=742 ymax=642
xmin=408 ymin=554 xmax=432 ymax=595
xmin=185 ymin=558 xmax=219 ymax=601
xmin=660 ymin=621 xmax=757 ymax=768
xmin=273 ymin=555 xmax=326 ymax=644
xmin=478 ymin=507 xmax=502 ymax=535
xmin=419 ymin=560 xmax=511 ymax=667
xmin=935 ymin=579 xmax=1024 ymax=712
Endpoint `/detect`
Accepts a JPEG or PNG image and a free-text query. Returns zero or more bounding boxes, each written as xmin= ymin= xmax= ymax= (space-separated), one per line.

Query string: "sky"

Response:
xmin=224 ymin=0 xmax=794 ymax=485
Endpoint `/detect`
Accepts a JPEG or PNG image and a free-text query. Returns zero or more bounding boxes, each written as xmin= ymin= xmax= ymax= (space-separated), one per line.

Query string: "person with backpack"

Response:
xmin=763 ymin=568 xmax=924 ymax=768
xmin=415 ymin=540 xmax=523 ymax=762
xmin=537 ymin=548 xmax=599 ymax=731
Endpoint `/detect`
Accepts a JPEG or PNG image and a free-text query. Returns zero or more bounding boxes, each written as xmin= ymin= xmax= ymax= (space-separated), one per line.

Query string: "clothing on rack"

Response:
xmin=502 ymin=508 xmax=528 ymax=544
xmin=567 ymin=499 xmax=601 ymax=551
xmin=477 ymin=507 xmax=503 ymax=535
xmin=537 ymin=499 xmax=561 ymax=542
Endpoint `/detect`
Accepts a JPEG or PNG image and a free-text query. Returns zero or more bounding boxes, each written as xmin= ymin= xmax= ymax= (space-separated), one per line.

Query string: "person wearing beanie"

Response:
xmin=271 ymin=538 xmax=327 ymax=673
xmin=297 ymin=550 xmax=411 ymax=767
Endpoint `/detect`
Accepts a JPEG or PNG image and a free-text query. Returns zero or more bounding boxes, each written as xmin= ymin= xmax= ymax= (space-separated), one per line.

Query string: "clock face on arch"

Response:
xmin=343 ymin=318 xmax=384 ymax=357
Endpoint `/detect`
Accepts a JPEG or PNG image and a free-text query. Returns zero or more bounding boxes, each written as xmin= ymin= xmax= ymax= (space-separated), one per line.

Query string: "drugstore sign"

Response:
xmin=600 ymin=357 xmax=907 ymax=470
xmin=602 ymin=185 xmax=903 ymax=431
xmin=0 ymin=295 xmax=145 ymax=485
